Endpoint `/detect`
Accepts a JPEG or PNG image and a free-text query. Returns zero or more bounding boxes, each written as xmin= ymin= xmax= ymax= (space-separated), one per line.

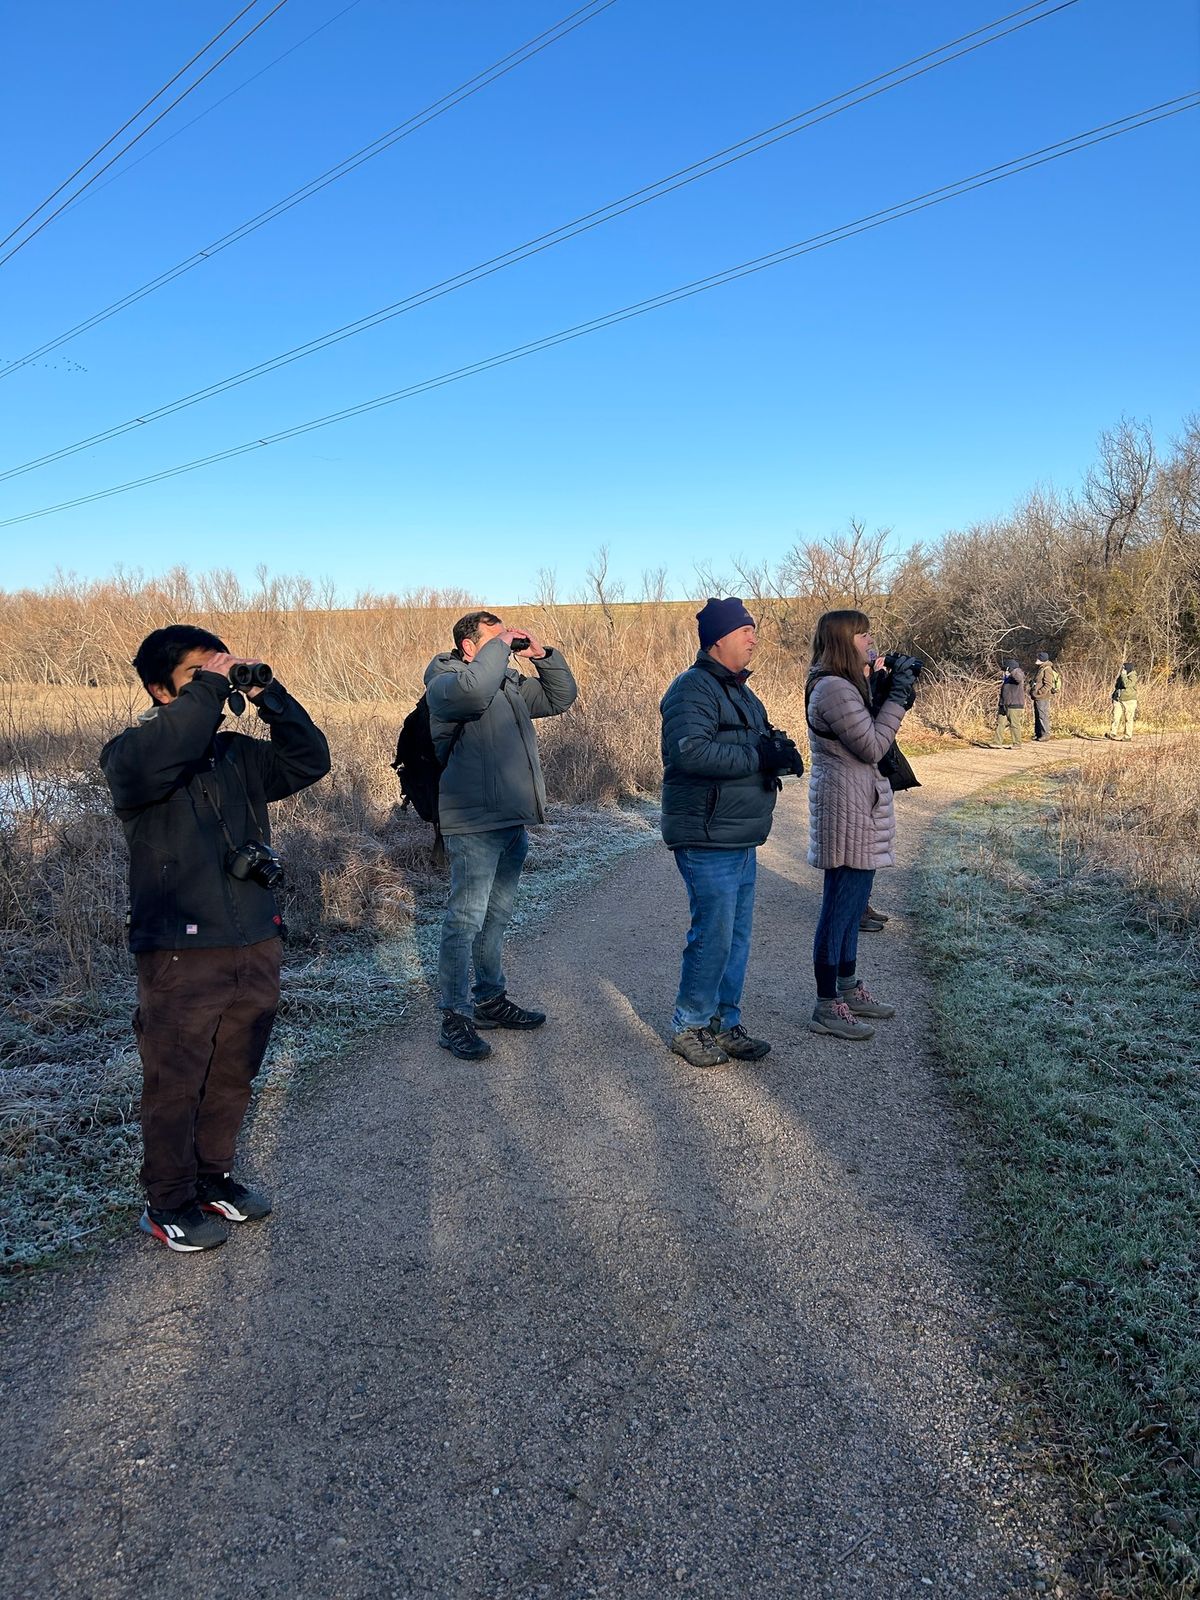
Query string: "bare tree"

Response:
xmin=1083 ymin=417 xmax=1155 ymax=568
xmin=777 ymin=520 xmax=894 ymax=608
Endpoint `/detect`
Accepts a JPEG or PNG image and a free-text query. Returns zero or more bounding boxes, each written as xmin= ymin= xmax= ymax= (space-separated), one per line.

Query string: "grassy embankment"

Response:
xmin=917 ymin=735 xmax=1200 ymax=1598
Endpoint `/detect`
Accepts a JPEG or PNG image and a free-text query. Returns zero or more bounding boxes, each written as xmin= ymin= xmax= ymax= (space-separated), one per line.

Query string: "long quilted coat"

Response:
xmin=806 ymin=673 xmax=908 ymax=870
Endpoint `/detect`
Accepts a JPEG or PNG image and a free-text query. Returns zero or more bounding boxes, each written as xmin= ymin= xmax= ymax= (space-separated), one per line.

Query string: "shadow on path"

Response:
xmin=0 ymin=742 xmax=1090 ymax=1598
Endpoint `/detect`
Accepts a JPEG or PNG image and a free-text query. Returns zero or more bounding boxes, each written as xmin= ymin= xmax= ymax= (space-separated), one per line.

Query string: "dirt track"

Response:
xmin=0 ymin=742 xmax=1081 ymax=1599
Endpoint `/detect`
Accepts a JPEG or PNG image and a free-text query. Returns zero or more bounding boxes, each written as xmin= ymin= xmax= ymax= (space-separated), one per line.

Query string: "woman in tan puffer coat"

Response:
xmin=805 ymin=609 xmax=917 ymax=1041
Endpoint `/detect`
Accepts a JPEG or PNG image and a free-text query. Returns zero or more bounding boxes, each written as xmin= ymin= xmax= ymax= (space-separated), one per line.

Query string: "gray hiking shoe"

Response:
xmin=837 ymin=980 xmax=896 ymax=1020
xmin=670 ymin=1027 xmax=730 ymax=1068
xmin=808 ymin=999 xmax=875 ymax=1042
xmin=711 ymin=1023 xmax=771 ymax=1062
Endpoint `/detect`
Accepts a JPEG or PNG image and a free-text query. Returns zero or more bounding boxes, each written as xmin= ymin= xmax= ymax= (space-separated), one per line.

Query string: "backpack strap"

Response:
xmin=804 ymin=670 xmax=836 ymax=735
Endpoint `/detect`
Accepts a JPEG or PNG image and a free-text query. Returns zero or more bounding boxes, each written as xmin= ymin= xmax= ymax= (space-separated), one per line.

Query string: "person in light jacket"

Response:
xmin=1106 ymin=662 xmax=1138 ymax=739
xmin=425 ymin=610 xmax=577 ymax=1060
xmin=805 ymin=610 xmax=917 ymax=1042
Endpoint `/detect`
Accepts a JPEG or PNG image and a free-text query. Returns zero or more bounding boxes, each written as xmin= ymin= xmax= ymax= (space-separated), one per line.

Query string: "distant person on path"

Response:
xmin=1030 ymin=651 xmax=1058 ymax=741
xmin=806 ymin=611 xmax=916 ymax=1042
xmin=1107 ymin=661 xmax=1139 ymax=739
xmin=426 ymin=611 xmax=577 ymax=1060
xmin=989 ymin=660 xmax=1026 ymax=748
xmin=659 ymin=597 xmax=802 ymax=1068
xmin=100 ymin=625 xmax=331 ymax=1253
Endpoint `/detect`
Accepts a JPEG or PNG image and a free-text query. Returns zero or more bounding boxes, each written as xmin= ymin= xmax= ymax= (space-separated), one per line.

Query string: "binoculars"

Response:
xmin=228 ymin=662 xmax=274 ymax=690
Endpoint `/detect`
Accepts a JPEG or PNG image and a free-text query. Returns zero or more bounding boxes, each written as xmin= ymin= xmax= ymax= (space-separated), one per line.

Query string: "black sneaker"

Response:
xmin=473 ymin=992 xmax=546 ymax=1030
xmin=196 ymin=1172 xmax=272 ymax=1223
xmin=139 ymin=1202 xmax=229 ymax=1253
xmin=439 ymin=1009 xmax=493 ymax=1059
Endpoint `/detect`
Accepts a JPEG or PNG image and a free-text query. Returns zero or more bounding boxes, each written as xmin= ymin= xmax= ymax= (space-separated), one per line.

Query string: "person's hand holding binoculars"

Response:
xmin=758 ymin=730 xmax=804 ymax=776
xmin=499 ymin=629 xmax=546 ymax=659
xmin=200 ymin=652 xmax=273 ymax=699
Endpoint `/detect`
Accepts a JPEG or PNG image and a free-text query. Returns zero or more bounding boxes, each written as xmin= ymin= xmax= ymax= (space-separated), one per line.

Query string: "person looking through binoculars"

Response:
xmin=805 ymin=611 xmax=917 ymax=1042
xmin=100 ymin=625 xmax=331 ymax=1253
xmin=426 ymin=611 xmax=578 ymax=1060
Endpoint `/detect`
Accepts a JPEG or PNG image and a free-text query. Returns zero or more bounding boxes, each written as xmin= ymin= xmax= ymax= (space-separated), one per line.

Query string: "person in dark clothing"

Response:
xmin=1030 ymin=651 xmax=1057 ymax=741
xmin=100 ymin=625 xmax=330 ymax=1252
xmin=989 ymin=660 xmax=1026 ymax=747
xmin=659 ymin=597 xmax=801 ymax=1068
xmin=426 ymin=611 xmax=578 ymax=1061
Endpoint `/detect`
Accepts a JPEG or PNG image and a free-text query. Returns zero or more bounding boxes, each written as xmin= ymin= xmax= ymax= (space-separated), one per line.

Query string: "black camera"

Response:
xmin=226 ymin=838 xmax=285 ymax=890
xmin=508 ymin=635 xmax=532 ymax=654
xmin=228 ymin=661 xmax=274 ymax=690
xmin=882 ymin=651 xmax=923 ymax=677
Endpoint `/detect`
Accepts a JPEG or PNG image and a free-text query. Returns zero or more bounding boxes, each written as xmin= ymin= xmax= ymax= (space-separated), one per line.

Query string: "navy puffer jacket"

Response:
xmin=659 ymin=651 xmax=776 ymax=850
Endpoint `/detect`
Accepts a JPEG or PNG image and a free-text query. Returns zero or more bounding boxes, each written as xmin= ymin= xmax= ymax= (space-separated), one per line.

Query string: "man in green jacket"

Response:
xmin=1107 ymin=662 xmax=1139 ymax=739
xmin=1030 ymin=651 xmax=1057 ymax=741
xmin=426 ymin=610 xmax=577 ymax=1059
xmin=659 ymin=598 xmax=802 ymax=1068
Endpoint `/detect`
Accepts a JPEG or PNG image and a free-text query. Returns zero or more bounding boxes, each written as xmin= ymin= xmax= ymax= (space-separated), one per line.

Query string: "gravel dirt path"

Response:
xmin=1 ymin=742 xmax=1082 ymax=1599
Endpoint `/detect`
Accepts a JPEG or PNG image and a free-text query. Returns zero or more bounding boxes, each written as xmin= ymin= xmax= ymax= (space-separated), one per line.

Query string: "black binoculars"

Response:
xmin=228 ymin=662 xmax=274 ymax=690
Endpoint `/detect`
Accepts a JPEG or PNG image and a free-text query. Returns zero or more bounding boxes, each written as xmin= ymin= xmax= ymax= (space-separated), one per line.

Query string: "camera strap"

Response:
xmin=197 ymin=745 xmax=265 ymax=850
xmin=197 ymin=773 xmax=241 ymax=855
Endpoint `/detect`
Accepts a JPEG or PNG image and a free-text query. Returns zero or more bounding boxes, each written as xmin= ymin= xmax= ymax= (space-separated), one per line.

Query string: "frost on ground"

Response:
xmin=0 ymin=801 xmax=658 ymax=1276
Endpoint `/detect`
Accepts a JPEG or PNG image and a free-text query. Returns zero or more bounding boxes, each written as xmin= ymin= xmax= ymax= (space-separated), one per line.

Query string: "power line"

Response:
xmin=0 ymin=0 xmax=619 ymax=378
xmin=0 ymin=0 xmax=1078 ymax=477
xmin=1 ymin=95 xmax=1193 ymax=531
xmin=0 ymin=0 xmax=292 ymax=269
xmin=56 ymin=0 xmax=373 ymax=220
xmin=0 ymin=0 xmax=267 ymax=253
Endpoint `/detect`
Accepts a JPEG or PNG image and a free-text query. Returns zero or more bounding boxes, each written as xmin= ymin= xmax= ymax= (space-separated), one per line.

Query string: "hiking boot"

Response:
xmin=139 ymin=1202 xmax=229 ymax=1253
xmin=670 ymin=1027 xmax=730 ymax=1068
xmin=710 ymin=1023 xmax=771 ymax=1062
xmin=808 ymin=999 xmax=875 ymax=1042
xmin=439 ymin=1010 xmax=492 ymax=1059
xmin=196 ymin=1172 xmax=272 ymax=1223
xmin=838 ymin=980 xmax=896 ymax=1020
xmin=473 ymin=992 xmax=546 ymax=1030
xmin=859 ymin=915 xmax=886 ymax=933
xmin=864 ymin=904 xmax=889 ymax=923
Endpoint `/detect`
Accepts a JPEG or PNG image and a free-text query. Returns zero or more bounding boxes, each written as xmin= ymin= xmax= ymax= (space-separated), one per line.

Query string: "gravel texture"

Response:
xmin=0 ymin=743 xmax=1082 ymax=1599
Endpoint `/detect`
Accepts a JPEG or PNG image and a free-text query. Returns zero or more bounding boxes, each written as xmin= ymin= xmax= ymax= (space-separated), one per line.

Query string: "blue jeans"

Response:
xmin=672 ymin=847 xmax=757 ymax=1033
xmin=812 ymin=865 xmax=875 ymax=999
xmin=438 ymin=826 xmax=529 ymax=1016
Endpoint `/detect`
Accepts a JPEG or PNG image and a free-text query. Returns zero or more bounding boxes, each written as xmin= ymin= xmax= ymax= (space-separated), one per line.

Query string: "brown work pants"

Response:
xmin=134 ymin=938 xmax=282 ymax=1210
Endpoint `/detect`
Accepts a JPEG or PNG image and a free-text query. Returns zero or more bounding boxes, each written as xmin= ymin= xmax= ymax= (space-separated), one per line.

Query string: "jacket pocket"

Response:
xmin=703 ymin=785 xmax=720 ymax=838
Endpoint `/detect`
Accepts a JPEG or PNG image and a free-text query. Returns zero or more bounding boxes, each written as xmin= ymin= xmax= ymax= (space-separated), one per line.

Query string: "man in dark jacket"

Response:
xmin=659 ymin=597 xmax=801 ymax=1068
xmin=1030 ymin=651 xmax=1057 ymax=741
xmin=100 ymin=625 xmax=330 ymax=1253
xmin=989 ymin=660 xmax=1026 ymax=748
xmin=426 ymin=610 xmax=577 ymax=1060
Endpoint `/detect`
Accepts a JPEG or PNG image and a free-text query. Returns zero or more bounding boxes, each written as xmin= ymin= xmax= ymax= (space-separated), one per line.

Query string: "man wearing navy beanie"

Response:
xmin=658 ymin=598 xmax=802 ymax=1067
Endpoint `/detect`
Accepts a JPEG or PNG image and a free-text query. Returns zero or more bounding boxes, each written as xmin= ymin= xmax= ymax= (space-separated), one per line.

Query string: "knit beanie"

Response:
xmin=1036 ymin=651 xmax=1049 ymax=662
xmin=1004 ymin=659 xmax=1019 ymax=671
xmin=697 ymin=596 xmax=755 ymax=650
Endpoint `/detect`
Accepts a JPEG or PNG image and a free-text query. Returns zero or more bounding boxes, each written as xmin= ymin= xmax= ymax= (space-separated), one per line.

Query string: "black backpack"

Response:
xmin=391 ymin=695 xmax=462 ymax=824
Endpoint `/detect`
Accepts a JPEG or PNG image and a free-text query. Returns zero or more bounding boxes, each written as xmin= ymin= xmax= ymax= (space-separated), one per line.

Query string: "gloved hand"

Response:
xmin=886 ymin=657 xmax=918 ymax=707
xmin=758 ymin=731 xmax=804 ymax=776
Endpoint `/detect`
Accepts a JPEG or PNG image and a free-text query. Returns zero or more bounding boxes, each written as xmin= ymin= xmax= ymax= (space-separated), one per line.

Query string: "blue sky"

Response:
xmin=1 ymin=0 xmax=1197 ymax=601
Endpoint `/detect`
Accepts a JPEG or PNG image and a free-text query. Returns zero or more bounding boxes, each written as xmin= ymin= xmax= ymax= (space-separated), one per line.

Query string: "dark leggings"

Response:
xmin=813 ymin=866 xmax=876 ymax=999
